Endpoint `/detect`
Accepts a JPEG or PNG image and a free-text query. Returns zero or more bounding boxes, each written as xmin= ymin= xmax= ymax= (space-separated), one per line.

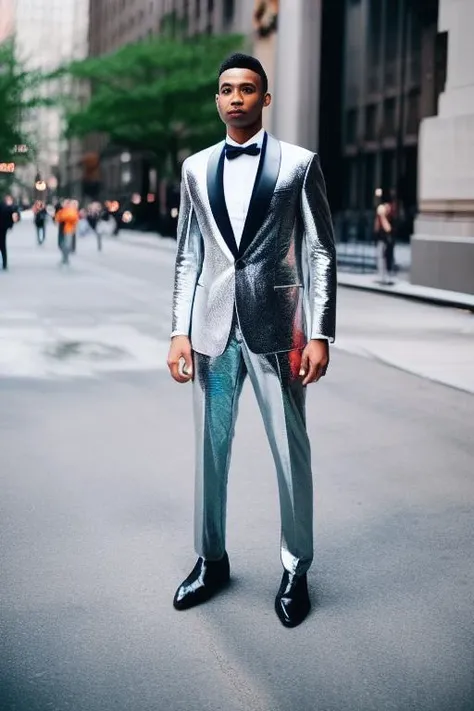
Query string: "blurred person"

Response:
xmin=70 ymin=199 xmax=80 ymax=253
xmin=33 ymin=201 xmax=48 ymax=245
xmin=168 ymin=54 xmax=337 ymax=628
xmin=54 ymin=200 xmax=65 ymax=249
xmin=55 ymin=199 xmax=79 ymax=265
xmin=0 ymin=194 xmax=16 ymax=271
xmin=87 ymin=202 xmax=103 ymax=251
xmin=374 ymin=194 xmax=396 ymax=285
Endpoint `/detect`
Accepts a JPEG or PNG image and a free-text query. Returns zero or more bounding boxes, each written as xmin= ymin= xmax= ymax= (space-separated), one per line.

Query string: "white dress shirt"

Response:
xmin=223 ymin=128 xmax=265 ymax=248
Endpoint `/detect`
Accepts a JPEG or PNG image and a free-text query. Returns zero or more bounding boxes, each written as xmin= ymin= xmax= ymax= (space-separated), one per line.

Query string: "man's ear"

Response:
xmin=264 ymin=92 xmax=272 ymax=108
xmin=215 ymin=94 xmax=219 ymax=105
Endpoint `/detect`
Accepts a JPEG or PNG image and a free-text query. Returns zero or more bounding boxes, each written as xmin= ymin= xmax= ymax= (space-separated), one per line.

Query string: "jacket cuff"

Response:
xmin=170 ymin=331 xmax=189 ymax=338
xmin=310 ymin=334 xmax=334 ymax=343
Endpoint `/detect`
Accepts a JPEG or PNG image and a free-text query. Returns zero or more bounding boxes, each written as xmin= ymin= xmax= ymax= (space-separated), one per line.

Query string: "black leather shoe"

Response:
xmin=173 ymin=552 xmax=230 ymax=610
xmin=275 ymin=571 xmax=311 ymax=628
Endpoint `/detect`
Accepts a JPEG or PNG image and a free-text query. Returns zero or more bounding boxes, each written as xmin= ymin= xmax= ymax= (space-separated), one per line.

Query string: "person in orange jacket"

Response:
xmin=55 ymin=199 xmax=79 ymax=265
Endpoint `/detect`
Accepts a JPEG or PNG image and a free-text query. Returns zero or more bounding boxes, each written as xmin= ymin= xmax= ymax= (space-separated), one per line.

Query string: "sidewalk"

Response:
xmin=116 ymin=230 xmax=474 ymax=311
xmin=338 ymin=272 xmax=474 ymax=311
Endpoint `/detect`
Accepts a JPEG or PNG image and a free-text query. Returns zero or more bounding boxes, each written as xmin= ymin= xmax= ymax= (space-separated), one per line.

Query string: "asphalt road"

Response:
xmin=1 ymin=221 xmax=473 ymax=711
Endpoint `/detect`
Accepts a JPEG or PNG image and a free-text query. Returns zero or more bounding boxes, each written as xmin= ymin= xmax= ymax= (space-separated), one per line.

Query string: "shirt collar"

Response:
xmin=226 ymin=127 xmax=265 ymax=149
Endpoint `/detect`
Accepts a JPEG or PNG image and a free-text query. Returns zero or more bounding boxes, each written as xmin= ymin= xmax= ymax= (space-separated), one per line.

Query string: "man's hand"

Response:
xmin=167 ymin=335 xmax=193 ymax=383
xmin=299 ymin=339 xmax=329 ymax=386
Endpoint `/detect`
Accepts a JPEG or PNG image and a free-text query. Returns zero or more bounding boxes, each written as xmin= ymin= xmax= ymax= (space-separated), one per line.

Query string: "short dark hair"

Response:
xmin=218 ymin=53 xmax=268 ymax=94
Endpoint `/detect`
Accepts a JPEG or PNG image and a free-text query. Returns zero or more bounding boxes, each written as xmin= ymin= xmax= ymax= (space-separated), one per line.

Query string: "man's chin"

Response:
xmin=226 ymin=116 xmax=250 ymax=128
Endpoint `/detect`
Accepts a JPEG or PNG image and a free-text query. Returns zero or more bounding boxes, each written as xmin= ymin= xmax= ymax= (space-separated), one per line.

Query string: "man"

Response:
xmin=55 ymin=199 xmax=79 ymax=265
xmin=0 ymin=195 xmax=16 ymax=271
xmin=167 ymin=54 xmax=337 ymax=628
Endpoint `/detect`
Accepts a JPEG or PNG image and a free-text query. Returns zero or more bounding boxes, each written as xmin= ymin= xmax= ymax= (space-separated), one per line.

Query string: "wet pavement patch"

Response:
xmin=45 ymin=340 xmax=129 ymax=362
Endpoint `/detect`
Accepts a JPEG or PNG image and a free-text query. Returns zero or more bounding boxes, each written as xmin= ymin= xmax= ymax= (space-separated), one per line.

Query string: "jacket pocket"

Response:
xmin=273 ymin=284 xmax=303 ymax=289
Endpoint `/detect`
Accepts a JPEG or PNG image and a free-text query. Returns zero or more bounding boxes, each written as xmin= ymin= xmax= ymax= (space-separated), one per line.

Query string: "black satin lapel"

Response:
xmin=207 ymin=144 xmax=239 ymax=259
xmin=238 ymin=133 xmax=281 ymax=258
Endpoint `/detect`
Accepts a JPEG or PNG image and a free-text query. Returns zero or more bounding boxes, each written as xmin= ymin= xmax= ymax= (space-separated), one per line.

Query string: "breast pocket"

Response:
xmin=273 ymin=284 xmax=303 ymax=290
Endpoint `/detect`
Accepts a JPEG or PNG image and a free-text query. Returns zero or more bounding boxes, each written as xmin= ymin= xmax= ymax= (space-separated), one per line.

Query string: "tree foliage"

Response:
xmin=0 ymin=40 xmax=46 ymax=174
xmin=59 ymin=33 xmax=243 ymax=178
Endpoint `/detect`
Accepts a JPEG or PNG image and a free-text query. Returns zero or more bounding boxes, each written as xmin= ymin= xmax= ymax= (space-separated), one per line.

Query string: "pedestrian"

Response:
xmin=0 ymin=195 xmax=17 ymax=271
xmin=374 ymin=194 xmax=396 ymax=284
xmin=54 ymin=200 xmax=64 ymax=250
xmin=167 ymin=54 xmax=337 ymax=628
xmin=33 ymin=200 xmax=48 ymax=245
xmin=86 ymin=202 xmax=103 ymax=251
xmin=55 ymin=199 xmax=79 ymax=265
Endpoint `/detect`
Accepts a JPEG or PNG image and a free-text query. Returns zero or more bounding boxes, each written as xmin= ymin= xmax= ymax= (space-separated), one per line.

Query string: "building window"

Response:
xmin=364 ymin=153 xmax=376 ymax=208
xmin=365 ymin=104 xmax=377 ymax=141
xmin=383 ymin=98 xmax=396 ymax=136
xmin=223 ymin=0 xmax=234 ymax=26
xmin=382 ymin=151 xmax=395 ymax=194
xmin=405 ymin=90 xmax=420 ymax=136
xmin=345 ymin=109 xmax=357 ymax=145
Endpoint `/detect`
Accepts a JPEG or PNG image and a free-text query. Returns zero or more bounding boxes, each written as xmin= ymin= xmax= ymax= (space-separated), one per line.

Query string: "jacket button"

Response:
xmin=235 ymin=259 xmax=245 ymax=270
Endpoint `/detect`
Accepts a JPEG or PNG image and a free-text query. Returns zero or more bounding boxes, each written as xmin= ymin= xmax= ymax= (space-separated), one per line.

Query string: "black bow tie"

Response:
xmin=225 ymin=143 xmax=261 ymax=160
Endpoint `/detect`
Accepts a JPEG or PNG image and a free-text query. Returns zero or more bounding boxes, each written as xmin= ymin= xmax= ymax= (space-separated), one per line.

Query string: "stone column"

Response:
xmin=272 ymin=0 xmax=323 ymax=151
xmin=412 ymin=0 xmax=474 ymax=294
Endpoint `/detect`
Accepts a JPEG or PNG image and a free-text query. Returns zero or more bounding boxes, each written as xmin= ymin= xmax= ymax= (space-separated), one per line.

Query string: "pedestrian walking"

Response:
xmin=167 ymin=54 xmax=337 ymax=628
xmin=33 ymin=201 xmax=48 ymax=245
xmin=86 ymin=202 xmax=103 ymax=251
xmin=55 ymin=200 xmax=79 ymax=265
xmin=374 ymin=196 xmax=396 ymax=284
xmin=0 ymin=195 xmax=17 ymax=271
xmin=54 ymin=200 xmax=65 ymax=250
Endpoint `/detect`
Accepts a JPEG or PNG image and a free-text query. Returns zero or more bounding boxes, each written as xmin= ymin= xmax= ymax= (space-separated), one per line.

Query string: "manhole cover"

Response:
xmin=45 ymin=340 xmax=128 ymax=362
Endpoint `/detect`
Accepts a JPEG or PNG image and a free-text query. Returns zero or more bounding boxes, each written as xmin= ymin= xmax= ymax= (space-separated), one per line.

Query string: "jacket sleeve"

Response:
xmin=171 ymin=162 xmax=203 ymax=338
xmin=301 ymin=154 xmax=337 ymax=342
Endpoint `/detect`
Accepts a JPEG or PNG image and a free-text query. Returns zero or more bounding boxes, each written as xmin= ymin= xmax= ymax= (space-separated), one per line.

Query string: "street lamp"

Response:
xmin=35 ymin=180 xmax=47 ymax=192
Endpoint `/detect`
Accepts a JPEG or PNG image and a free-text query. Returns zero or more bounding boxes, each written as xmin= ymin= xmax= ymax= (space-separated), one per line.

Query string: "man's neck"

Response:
xmin=226 ymin=121 xmax=263 ymax=145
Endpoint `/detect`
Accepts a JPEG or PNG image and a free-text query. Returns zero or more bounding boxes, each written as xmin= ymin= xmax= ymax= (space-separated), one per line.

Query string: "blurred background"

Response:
xmin=0 ymin=0 xmax=473 ymax=293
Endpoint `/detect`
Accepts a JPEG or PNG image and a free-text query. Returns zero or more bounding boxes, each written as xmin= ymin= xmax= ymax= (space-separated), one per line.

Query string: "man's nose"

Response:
xmin=231 ymin=94 xmax=243 ymax=105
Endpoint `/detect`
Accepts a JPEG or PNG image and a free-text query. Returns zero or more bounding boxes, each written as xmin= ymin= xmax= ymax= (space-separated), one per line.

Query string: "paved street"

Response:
xmin=1 ymin=219 xmax=473 ymax=711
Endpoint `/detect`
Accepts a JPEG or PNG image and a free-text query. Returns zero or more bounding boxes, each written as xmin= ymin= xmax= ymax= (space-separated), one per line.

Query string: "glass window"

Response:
xmin=365 ymin=105 xmax=377 ymax=141
xmin=223 ymin=0 xmax=234 ymax=26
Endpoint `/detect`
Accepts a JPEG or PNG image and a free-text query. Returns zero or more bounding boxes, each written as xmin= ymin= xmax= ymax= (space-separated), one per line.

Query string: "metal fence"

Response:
xmin=334 ymin=210 xmax=378 ymax=273
xmin=334 ymin=210 xmax=411 ymax=274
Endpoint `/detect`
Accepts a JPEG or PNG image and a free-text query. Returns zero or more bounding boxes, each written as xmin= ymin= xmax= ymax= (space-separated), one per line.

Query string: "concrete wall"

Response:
xmin=411 ymin=236 xmax=474 ymax=294
xmin=413 ymin=0 xmax=474 ymax=294
xmin=272 ymin=0 xmax=323 ymax=151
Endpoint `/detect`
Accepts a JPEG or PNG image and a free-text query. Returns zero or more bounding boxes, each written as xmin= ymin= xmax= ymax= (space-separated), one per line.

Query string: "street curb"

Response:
xmin=338 ymin=278 xmax=474 ymax=312
xmin=113 ymin=233 xmax=474 ymax=312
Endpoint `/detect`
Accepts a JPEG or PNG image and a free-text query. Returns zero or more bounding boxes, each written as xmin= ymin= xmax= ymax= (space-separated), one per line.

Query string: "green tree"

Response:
xmin=59 ymin=32 xmax=243 ymax=181
xmin=0 ymin=39 xmax=46 ymax=190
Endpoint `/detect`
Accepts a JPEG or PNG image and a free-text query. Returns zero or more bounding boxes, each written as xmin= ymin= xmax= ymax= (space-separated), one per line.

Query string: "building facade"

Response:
xmin=86 ymin=0 xmax=254 ymax=201
xmin=336 ymin=0 xmax=442 ymax=242
xmin=412 ymin=0 xmax=474 ymax=293
xmin=0 ymin=0 xmax=15 ymax=41
xmin=6 ymin=0 xmax=89 ymax=201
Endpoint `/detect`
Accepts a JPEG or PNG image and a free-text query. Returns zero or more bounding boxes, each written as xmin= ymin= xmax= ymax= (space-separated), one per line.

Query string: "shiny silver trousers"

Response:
xmin=193 ymin=323 xmax=313 ymax=576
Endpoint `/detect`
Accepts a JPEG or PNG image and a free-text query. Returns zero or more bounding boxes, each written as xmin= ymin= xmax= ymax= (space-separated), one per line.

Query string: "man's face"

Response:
xmin=216 ymin=67 xmax=271 ymax=128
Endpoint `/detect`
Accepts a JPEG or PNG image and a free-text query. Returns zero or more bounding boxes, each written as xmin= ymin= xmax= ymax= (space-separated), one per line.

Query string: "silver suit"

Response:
xmin=171 ymin=132 xmax=337 ymax=575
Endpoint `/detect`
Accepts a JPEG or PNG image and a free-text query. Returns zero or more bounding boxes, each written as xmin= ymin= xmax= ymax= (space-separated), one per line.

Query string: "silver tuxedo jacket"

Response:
xmin=171 ymin=132 xmax=337 ymax=357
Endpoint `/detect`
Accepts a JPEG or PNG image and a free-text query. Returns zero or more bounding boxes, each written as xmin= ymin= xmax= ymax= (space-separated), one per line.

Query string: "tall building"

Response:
xmin=339 ymin=0 xmax=442 ymax=237
xmin=8 ymin=0 xmax=89 ymax=200
xmin=0 ymin=0 xmax=15 ymax=41
xmin=86 ymin=0 xmax=254 ymax=200
xmin=412 ymin=0 xmax=474 ymax=293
